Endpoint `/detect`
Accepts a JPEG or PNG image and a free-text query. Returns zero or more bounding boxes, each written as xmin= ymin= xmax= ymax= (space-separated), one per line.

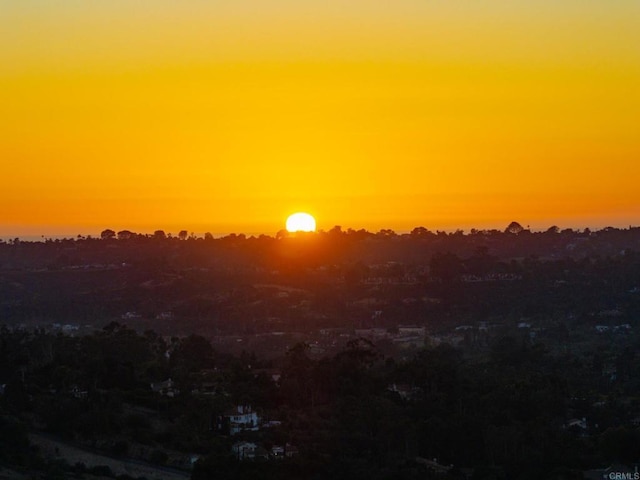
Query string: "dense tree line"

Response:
xmin=1 ymin=325 xmax=640 ymax=479
xmin=1 ymin=224 xmax=640 ymax=272
xmin=1 ymin=226 xmax=639 ymax=337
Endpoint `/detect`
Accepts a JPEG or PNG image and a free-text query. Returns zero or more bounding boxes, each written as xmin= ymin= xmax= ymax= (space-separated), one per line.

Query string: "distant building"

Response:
xmin=565 ymin=418 xmax=588 ymax=430
xmin=398 ymin=325 xmax=425 ymax=337
xmin=150 ymin=378 xmax=179 ymax=397
xmin=70 ymin=385 xmax=88 ymax=400
xmin=217 ymin=405 xmax=260 ymax=436
xmin=232 ymin=442 xmax=258 ymax=460
xmin=564 ymin=417 xmax=589 ymax=437
xmin=271 ymin=445 xmax=285 ymax=459
xmin=232 ymin=441 xmax=269 ymax=460
xmin=389 ymin=325 xmax=426 ymax=348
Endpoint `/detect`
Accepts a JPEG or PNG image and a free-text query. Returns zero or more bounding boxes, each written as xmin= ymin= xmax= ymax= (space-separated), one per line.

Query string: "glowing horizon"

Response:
xmin=1 ymin=1 xmax=639 ymax=238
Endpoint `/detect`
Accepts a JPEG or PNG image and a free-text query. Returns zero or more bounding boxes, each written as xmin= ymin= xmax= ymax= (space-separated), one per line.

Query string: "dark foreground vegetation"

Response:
xmin=1 ymin=324 xmax=640 ymax=479
xmin=1 ymin=223 xmax=640 ymax=478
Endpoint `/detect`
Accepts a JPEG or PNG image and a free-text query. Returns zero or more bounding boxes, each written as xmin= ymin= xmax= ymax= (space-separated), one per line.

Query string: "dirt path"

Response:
xmin=29 ymin=433 xmax=191 ymax=480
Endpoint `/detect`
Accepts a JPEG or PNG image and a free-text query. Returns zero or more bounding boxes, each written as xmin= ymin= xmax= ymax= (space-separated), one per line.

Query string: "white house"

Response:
xmin=218 ymin=405 xmax=260 ymax=436
xmin=232 ymin=442 xmax=269 ymax=461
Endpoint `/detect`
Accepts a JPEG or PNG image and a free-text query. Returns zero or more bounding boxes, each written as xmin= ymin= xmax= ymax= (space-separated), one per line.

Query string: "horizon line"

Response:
xmin=1 ymin=221 xmax=638 ymax=242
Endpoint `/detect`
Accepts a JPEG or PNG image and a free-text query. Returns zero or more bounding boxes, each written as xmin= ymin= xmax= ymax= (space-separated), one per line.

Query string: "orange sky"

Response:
xmin=1 ymin=1 xmax=639 ymax=237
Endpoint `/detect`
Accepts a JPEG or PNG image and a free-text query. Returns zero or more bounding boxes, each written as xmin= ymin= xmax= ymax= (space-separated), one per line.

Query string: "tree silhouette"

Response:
xmin=410 ymin=226 xmax=433 ymax=238
xmin=100 ymin=229 xmax=116 ymax=240
xmin=505 ymin=221 xmax=524 ymax=235
xmin=117 ymin=230 xmax=134 ymax=240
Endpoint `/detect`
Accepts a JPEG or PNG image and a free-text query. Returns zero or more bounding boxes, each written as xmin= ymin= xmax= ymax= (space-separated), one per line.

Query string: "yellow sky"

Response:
xmin=1 ymin=1 xmax=639 ymax=236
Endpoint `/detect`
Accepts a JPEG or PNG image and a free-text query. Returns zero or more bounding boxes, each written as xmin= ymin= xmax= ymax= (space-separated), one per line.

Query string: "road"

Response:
xmin=29 ymin=433 xmax=191 ymax=480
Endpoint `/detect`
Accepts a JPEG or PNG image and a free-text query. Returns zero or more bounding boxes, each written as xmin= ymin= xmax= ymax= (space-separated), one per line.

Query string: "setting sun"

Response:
xmin=286 ymin=213 xmax=316 ymax=233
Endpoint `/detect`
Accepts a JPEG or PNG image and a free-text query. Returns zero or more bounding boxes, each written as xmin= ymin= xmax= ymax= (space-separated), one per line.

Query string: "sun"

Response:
xmin=286 ymin=212 xmax=316 ymax=233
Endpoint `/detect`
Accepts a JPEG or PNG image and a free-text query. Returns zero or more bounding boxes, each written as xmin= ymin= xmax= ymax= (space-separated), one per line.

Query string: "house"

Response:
xmin=191 ymin=382 xmax=221 ymax=396
xmin=70 ymin=385 xmax=88 ymax=400
xmin=232 ymin=442 xmax=268 ymax=461
xmin=217 ymin=405 xmax=260 ymax=436
xmin=614 ymin=324 xmax=632 ymax=333
xmin=232 ymin=442 xmax=258 ymax=460
xmin=271 ymin=445 xmax=285 ymax=459
xmin=564 ymin=417 xmax=588 ymax=434
xmin=398 ymin=325 xmax=425 ymax=337
xmin=266 ymin=443 xmax=299 ymax=459
xmin=150 ymin=378 xmax=179 ymax=397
